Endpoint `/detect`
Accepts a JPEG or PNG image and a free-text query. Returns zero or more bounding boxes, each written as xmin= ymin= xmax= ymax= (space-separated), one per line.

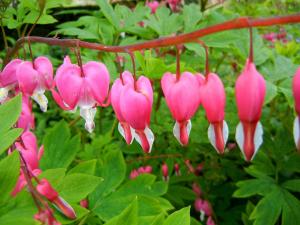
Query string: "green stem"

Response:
xmin=110 ymin=118 xmax=118 ymax=137
xmin=0 ymin=19 xmax=8 ymax=51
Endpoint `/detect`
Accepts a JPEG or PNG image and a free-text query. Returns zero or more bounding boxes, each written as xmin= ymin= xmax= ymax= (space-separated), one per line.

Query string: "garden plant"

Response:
xmin=0 ymin=0 xmax=300 ymax=225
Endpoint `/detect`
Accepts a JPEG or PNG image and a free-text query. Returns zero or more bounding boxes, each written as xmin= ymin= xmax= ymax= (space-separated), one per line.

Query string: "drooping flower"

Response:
xmin=0 ymin=59 xmax=23 ymax=102
xmin=174 ymin=163 xmax=181 ymax=176
xmin=130 ymin=165 xmax=153 ymax=179
xmin=194 ymin=198 xmax=212 ymax=221
xmin=235 ymin=59 xmax=266 ymax=161
xmin=147 ymin=1 xmax=160 ymax=14
xmin=11 ymin=131 xmax=43 ymax=196
xmin=161 ymin=163 xmax=169 ymax=181
xmin=200 ymin=73 xmax=228 ymax=154
xmin=292 ymin=67 xmax=300 ymax=152
xmin=16 ymin=57 xmax=53 ymax=112
xmin=34 ymin=208 xmax=61 ymax=225
xmin=161 ymin=72 xmax=201 ymax=146
xmin=206 ymin=216 xmax=216 ymax=225
xmin=167 ymin=0 xmax=181 ymax=12
xmin=111 ymin=71 xmax=134 ymax=144
xmin=37 ymin=179 xmax=76 ymax=219
xmin=120 ymin=76 xmax=154 ymax=153
xmin=52 ymin=56 xmax=110 ymax=133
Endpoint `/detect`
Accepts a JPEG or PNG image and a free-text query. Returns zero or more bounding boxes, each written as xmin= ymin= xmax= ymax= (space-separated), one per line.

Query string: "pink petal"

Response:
xmin=16 ymin=61 xmax=38 ymax=95
xmin=34 ymin=56 xmax=54 ymax=89
xmin=84 ymin=61 xmax=110 ymax=105
xmin=0 ymin=59 xmax=23 ymax=87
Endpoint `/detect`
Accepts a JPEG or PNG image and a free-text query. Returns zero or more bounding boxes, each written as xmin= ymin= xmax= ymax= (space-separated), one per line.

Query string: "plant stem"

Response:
xmin=0 ymin=19 xmax=8 ymax=52
xmin=3 ymin=14 xmax=300 ymax=67
xmin=126 ymin=153 xmax=183 ymax=163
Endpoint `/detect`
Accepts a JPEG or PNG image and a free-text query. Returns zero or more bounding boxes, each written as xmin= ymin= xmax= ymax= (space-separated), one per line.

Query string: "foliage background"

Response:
xmin=0 ymin=0 xmax=300 ymax=224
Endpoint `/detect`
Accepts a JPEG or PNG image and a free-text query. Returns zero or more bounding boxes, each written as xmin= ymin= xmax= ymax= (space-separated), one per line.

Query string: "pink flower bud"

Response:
xmin=36 ymin=179 xmax=58 ymax=201
xmin=194 ymin=198 xmax=212 ymax=221
xmin=162 ymin=163 xmax=169 ymax=181
xmin=34 ymin=208 xmax=61 ymax=225
xmin=130 ymin=169 xmax=139 ymax=179
xmin=80 ymin=199 xmax=89 ymax=208
xmin=207 ymin=216 xmax=216 ymax=225
xmin=192 ymin=182 xmax=202 ymax=197
xmin=174 ymin=163 xmax=181 ymax=176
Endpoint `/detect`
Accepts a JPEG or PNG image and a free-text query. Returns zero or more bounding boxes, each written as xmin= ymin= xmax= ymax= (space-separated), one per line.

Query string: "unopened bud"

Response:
xmin=162 ymin=163 xmax=169 ymax=181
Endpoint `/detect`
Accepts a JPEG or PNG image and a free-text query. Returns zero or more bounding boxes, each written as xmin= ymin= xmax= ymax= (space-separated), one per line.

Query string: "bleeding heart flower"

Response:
xmin=161 ymin=163 xmax=169 ymax=181
xmin=206 ymin=216 xmax=216 ymax=225
xmin=111 ymin=71 xmax=134 ymax=144
xmin=11 ymin=131 xmax=43 ymax=196
xmin=37 ymin=179 xmax=76 ymax=220
xmin=194 ymin=198 xmax=213 ymax=221
xmin=0 ymin=59 xmax=23 ymax=102
xmin=147 ymin=1 xmax=159 ymax=14
xmin=161 ymin=72 xmax=201 ymax=146
xmin=120 ymin=76 xmax=154 ymax=153
xmin=200 ymin=73 xmax=228 ymax=154
xmin=52 ymin=56 xmax=110 ymax=133
xmin=16 ymin=57 xmax=53 ymax=112
xmin=292 ymin=67 xmax=300 ymax=152
xmin=235 ymin=59 xmax=266 ymax=161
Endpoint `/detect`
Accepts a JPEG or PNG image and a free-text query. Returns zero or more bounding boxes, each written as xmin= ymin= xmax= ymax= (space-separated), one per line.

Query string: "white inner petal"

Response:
xmin=252 ymin=121 xmax=263 ymax=160
xmin=293 ymin=116 xmax=299 ymax=149
xmin=207 ymin=120 xmax=229 ymax=152
xmin=31 ymin=90 xmax=48 ymax=112
xmin=173 ymin=120 xmax=192 ymax=145
xmin=134 ymin=126 xmax=155 ymax=153
xmin=0 ymin=87 xmax=11 ymax=103
xmin=235 ymin=122 xmax=245 ymax=158
xmin=80 ymin=107 xmax=96 ymax=133
xmin=235 ymin=122 xmax=264 ymax=161
xmin=118 ymin=122 xmax=134 ymax=144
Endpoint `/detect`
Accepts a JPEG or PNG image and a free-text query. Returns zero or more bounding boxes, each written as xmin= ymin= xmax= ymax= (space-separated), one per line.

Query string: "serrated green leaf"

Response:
xmin=104 ymin=199 xmax=138 ymax=225
xmin=250 ymin=188 xmax=282 ymax=225
xmin=233 ymin=179 xmax=276 ymax=198
xmin=0 ymin=94 xmax=22 ymax=133
xmin=58 ymin=173 xmax=103 ymax=202
xmin=96 ymin=0 xmax=119 ymax=29
xmin=282 ymin=179 xmax=300 ymax=192
xmin=163 ymin=206 xmax=190 ymax=225
xmin=40 ymin=120 xmax=80 ymax=170
xmin=0 ymin=151 xmax=20 ymax=202
xmin=0 ymin=128 xmax=22 ymax=154
xmin=68 ymin=159 xmax=97 ymax=175
xmin=281 ymin=190 xmax=300 ymax=225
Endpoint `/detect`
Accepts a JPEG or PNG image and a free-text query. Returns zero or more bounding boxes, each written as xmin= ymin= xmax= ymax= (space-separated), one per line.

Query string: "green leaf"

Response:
xmin=233 ymin=179 xmax=276 ymax=198
xmin=0 ymin=206 xmax=36 ymax=225
xmin=0 ymin=128 xmax=22 ymax=155
xmin=40 ymin=120 xmax=80 ymax=170
xmin=68 ymin=159 xmax=97 ymax=175
xmin=281 ymin=190 xmax=300 ymax=225
xmin=0 ymin=94 xmax=22 ymax=133
xmin=96 ymin=0 xmax=119 ymax=29
xmin=282 ymin=179 xmax=300 ymax=192
xmin=38 ymin=168 xmax=66 ymax=189
xmin=89 ymin=150 xmax=126 ymax=206
xmin=182 ymin=4 xmax=202 ymax=33
xmin=0 ymin=151 xmax=20 ymax=202
xmin=104 ymin=199 xmax=138 ymax=225
xmin=264 ymin=81 xmax=277 ymax=105
xmin=163 ymin=206 xmax=190 ymax=225
xmin=250 ymin=188 xmax=282 ymax=225
xmin=58 ymin=173 xmax=103 ymax=202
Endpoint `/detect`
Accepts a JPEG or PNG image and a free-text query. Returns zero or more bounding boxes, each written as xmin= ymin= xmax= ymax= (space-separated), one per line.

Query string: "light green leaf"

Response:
xmin=163 ymin=206 xmax=190 ymax=225
xmin=281 ymin=190 xmax=300 ymax=225
xmin=264 ymin=81 xmax=277 ymax=105
xmin=96 ymin=0 xmax=119 ymax=29
xmin=40 ymin=120 xmax=80 ymax=170
xmin=0 ymin=128 xmax=23 ymax=155
xmin=0 ymin=94 xmax=22 ymax=133
xmin=0 ymin=151 xmax=20 ymax=202
xmin=89 ymin=150 xmax=126 ymax=206
xmin=58 ymin=173 xmax=103 ymax=202
xmin=68 ymin=159 xmax=97 ymax=175
xmin=104 ymin=199 xmax=138 ymax=225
